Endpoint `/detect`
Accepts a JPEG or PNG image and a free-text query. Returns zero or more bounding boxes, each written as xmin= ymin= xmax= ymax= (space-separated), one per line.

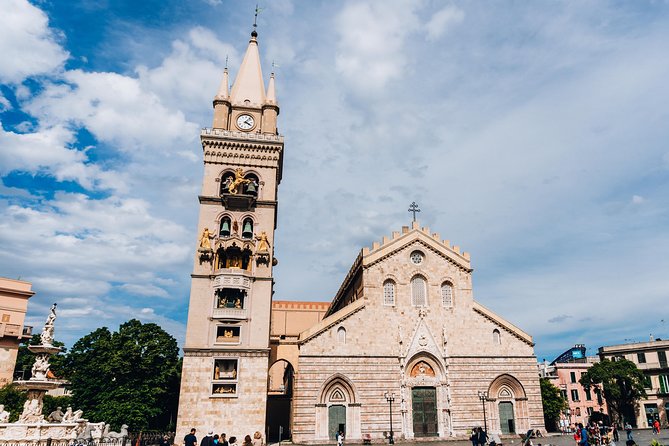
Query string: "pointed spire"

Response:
xmin=215 ymin=67 xmax=230 ymax=100
xmin=230 ymin=32 xmax=266 ymax=106
xmin=266 ymin=72 xmax=277 ymax=105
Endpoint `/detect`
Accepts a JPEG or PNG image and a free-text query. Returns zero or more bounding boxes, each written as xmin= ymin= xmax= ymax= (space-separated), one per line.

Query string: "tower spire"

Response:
xmin=229 ymin=28 xmax=266 ymax=106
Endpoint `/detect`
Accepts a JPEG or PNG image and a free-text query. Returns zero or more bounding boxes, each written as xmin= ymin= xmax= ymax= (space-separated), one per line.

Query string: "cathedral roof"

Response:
xmin=230 ymin=32 xmax=266 ymax=106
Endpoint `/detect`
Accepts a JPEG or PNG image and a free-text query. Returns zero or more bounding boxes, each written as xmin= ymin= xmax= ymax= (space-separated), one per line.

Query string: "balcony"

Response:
xmin=0 ymin=323 xmax=33 ymax=339
xmin=212 ymin=307 xmax=248 ymax=320
xmin=212 ymin=270 xmax=252 ymax=290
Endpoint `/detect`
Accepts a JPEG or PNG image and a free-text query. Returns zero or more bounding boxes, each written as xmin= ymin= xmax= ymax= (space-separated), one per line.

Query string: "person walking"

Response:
xmin=653 ymin=419 xmax=660 ymax=435
xmin=613 ymin=424 xmax=619 ymax=443
xmin=336 ymin=430 xmax=344 ymax=446
xmin=470 ymin=428 xmax=479 ymax=446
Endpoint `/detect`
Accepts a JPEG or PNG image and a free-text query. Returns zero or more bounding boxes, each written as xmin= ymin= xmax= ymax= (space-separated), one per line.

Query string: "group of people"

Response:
xmin=470 ymin=427 xmax=489 ymax=446
xmin=573 ymin=422 xmax=636 ymax=446
xmin=184 ymin=428 xmax=263 ymax=446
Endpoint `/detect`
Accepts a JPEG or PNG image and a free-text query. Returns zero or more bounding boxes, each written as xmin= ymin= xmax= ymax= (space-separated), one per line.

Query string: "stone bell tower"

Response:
xmin=176 ymin=28 xmax=283 ymax=439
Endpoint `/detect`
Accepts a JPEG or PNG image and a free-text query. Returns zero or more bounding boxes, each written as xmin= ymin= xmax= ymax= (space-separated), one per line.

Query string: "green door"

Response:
xmin=499 ymin=402 xmax=515 ymax=434
xmin=412 ymin=387 xmax=438 ymax=437
xmin=329 ymin=405 xmax=346 ymax=440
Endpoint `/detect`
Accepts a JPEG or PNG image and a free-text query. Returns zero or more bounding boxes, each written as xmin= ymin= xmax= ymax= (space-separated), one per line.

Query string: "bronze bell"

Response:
xmin=246 ymin=180 xmax=257 ymax=194
xmin=242 ymin=220 xmax=253 ymax=239
xmin=220 ymin=219 xmax=231 ymax=237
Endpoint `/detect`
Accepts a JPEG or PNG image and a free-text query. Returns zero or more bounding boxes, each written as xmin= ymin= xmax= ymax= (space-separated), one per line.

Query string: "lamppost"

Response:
xmin=385 ymin=391 xmax=395 ymax=444
xmin=478 ymin=390 xmax=488 ymax=434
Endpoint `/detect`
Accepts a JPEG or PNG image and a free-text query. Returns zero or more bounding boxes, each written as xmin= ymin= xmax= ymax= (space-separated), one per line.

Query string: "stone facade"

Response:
xmin=279 ymin=223 xmax=544 ymax=443
xmin=599 ymin=339 xmax=669 ymax=428
xmin=176 ymin=29 xmax=282 ymax=442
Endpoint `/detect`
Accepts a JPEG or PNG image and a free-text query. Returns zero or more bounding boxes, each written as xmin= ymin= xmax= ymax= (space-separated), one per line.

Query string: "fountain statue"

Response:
xmin=0 ymin=304 xmax=107 ymax=442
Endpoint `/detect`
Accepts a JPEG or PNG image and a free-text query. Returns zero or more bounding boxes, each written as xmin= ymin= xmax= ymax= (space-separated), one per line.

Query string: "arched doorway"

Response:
xmin=316 ymin=375 xmax=361 ymax=441
xmin=488 ymin=374 xmax=528 ymax=434
xmin=266 ymin=360 xmax=294 ymax=442
xmin=403 ymin=354 xmax=448 ymax=438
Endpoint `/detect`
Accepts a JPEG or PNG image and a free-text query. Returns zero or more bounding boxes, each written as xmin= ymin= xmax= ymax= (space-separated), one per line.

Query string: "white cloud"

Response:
xmin=0 ymin=0 xmax=68 ymax=83
xmin=425 ymin=5 xmax=464 ymax=41
xmin=334 ymin=0 xmax=422 ymax=93
xmin=632 ymin=195 xmax=645 ymax=204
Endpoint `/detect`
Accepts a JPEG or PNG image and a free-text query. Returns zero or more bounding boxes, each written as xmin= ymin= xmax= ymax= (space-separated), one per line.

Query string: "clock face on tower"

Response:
xmin=236 ymin=114 xmax=255 ymax=131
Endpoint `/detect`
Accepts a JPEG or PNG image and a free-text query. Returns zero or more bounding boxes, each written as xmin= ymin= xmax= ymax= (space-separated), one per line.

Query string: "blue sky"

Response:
xmin=1 ymin=0 xmax=669 ymax=362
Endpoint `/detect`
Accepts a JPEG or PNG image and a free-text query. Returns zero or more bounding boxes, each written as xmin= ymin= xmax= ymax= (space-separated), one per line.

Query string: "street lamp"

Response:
xmin=384 ymin=391 xmax=395 ymax=444
xmin=478 ymin=390 xmax=488 ymax=434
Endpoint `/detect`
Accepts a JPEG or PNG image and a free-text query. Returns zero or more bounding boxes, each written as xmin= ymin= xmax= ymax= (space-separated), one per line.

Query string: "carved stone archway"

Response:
xmin=487 ymin=374 xmax=528 ymax=434
xmin=402 ymin=352 xmax=450 ymax=439
xmin=315 ymin=374 xmax=361 ymax=441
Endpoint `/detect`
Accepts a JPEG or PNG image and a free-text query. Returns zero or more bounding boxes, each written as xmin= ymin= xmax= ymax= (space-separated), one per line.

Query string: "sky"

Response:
xmin=1 ymin=0 xmax=669 ymax=362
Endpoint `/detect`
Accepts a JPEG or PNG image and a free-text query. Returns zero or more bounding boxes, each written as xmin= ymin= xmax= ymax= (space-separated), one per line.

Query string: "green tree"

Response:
xmin=540 ymin=378 xmax=568 ymax=431
xmin=61 ymin=319 xmax=181 ymax=431
xmin=580 ymin=358 xmax=647 ymax=424
xmin=0 ymin=384 xmax=27 ymax=422
xmin=13 ymin=334 xmax=67 ymax=380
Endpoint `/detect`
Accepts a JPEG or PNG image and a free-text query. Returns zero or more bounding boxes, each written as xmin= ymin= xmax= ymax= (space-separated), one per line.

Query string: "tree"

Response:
xmin=580 ymin=358 xmax=647 ymax=424
xmin=61 ymin=319 xmax=181 ymax=431
xmin=540 ymin=378 xmax=567 ymax=431
xmin=0 ymin=384 xmax=27 ymax=422
xmin=13 ymin=334 xmax=67 ymax=380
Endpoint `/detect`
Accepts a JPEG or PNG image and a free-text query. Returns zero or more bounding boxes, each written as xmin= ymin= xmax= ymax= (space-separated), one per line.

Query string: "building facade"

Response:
xmin=599 ymin=339 xmax=669 ymax=428
xmin=540 ymin=345 xmax=608 ymax=431
xmin=0 ymin=277 xmax=34 ymax=385
xmin=178 ymin=29 xmax=545 ymax=443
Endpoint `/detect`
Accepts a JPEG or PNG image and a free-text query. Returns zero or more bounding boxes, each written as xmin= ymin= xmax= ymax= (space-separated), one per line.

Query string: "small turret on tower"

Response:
xmin=262 ymin=71 xmax=279 ymax=134
xmin=212 ymin=67 xmax=230 ymax=129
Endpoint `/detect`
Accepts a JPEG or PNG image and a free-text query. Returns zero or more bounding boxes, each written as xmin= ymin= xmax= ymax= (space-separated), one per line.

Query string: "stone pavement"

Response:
xmin=276 ymin=429 xmax=669 ymax=446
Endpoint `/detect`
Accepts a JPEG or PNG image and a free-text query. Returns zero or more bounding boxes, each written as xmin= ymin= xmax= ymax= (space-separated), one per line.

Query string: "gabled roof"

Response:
xmin=362 ymin=221 xmax=472 ymax=273
xmin=473 ymin=301 xmax=534 ymax=346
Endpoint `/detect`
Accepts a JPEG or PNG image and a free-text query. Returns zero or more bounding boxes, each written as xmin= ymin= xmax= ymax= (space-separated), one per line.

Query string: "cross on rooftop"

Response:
xmin=408 ymin=202 xmax=421 ymax=221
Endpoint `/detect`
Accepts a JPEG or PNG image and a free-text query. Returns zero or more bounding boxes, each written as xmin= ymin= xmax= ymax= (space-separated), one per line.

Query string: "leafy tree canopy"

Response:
xmin=61 ymin=319 xmax=181 ymax=431
xmin=580 ymin=358 xmax=647 ymax=423
xmin=540 ymin=378 xmax=568 ymax=431
xmin=0 ymin=384 xmax=27 ymax=423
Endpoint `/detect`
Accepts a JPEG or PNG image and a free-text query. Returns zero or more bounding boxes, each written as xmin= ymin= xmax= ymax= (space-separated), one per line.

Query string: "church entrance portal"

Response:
xmin=328 ymin=405 xmax=346 ymax=440
xmin=412 ymin=387 xmax=438 ymax=437
xmin=499 ymin=401 xmax=515 ymax=434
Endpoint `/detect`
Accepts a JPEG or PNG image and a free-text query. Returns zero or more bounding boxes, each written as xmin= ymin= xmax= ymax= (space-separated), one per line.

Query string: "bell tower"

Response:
xmin=176 ymin=28 xmax=283 ymax=439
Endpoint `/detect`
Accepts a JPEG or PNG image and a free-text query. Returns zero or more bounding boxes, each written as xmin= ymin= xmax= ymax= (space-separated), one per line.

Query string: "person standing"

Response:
xmin=612 ymin=424 xmax=619 ymax=443
xmin=624 ymin=422 xmax=633 ymax=441
xmin=477 ymin=427 xmax=488 ymax=446
xmin=185 ymin=429 xmax=197 ymax=446
xmin=471 ymin=428 xmax=479 ymax=446
xmin=336 ymin=430 xmax=344 ymax=446
xmin=220 ymin=434 xmax=228 ymax=446
xmin=578 ymin=423 xmax=589 ymax=446
xmin=201 ymin=431 xmax=214 ymax=446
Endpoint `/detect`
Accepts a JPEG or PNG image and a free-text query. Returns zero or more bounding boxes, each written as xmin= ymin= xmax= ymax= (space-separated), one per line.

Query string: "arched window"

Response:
xmin=441 ymin=282 xmax=453 ymax=307
xmin=383 ymin=280 xmax=395 ymax=306
xmin=244 ymin=173 xmax=259 ymax=196
xmin=411 ymin=275 xmax=427 ymax=307
xmin=337 ymin=326 xmax=346 ymax=344
xmin=493 ymin=329 xmax=501 ymax=344
xmin=220 ymin=172 xmax=235 ymax=195
xmin=219 ymin=216 xmax=231 ymax=237
xmin=242 ymin=218 xmax=253 ymax=239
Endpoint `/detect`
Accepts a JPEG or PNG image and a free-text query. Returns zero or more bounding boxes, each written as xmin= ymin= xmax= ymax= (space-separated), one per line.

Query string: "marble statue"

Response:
xmin=19 ymin=398 xmax=42 ymax=423
xmin=40 ymin=304 xmax=57 ymax=346
xmin=31 ymin=355 xmax=50 ymax=380
xmin=62 ymin=406 xmax=84 ymax=422
xmin=47 ymin=406 xmax=64 ymax=423
xmin=106 ymin=424 xmax=129 ymax=439
xmin=0 ymin=405 xmax=10 ymax=423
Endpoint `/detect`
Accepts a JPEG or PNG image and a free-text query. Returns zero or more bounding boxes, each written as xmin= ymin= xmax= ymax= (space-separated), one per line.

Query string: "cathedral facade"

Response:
xmin=177 ymin=30 xmax=545 ymax=444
